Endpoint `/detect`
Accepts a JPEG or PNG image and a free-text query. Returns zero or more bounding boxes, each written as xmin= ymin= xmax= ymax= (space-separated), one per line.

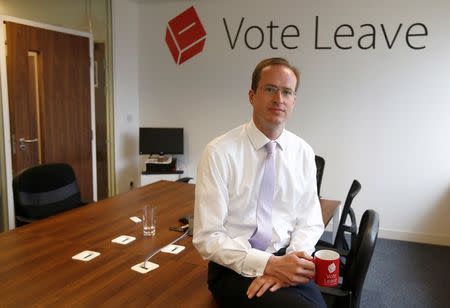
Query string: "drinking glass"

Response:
xmin=143 ymin=205 xmax=156 ymax=237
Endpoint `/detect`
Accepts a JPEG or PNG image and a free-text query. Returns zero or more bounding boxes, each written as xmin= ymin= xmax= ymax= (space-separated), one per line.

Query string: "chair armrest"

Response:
xmin=349 ymin=207 xmax=357 ymax=230
xmin=341 ymin=225 xmax=356 ymax=234
xmin=348 ymin=208 xmax=357 ymax=246
xmin=340 ymin=208 xmax=357 ymax=235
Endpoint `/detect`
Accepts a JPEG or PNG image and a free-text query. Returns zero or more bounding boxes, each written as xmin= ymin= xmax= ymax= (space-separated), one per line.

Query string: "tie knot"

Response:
xmin=265 ymin=141 xmax=275 ymax=155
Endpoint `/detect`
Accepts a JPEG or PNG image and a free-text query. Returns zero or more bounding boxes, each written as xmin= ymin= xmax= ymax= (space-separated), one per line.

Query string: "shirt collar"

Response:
xmin=246 ymin=119 xmax=286 ymax=152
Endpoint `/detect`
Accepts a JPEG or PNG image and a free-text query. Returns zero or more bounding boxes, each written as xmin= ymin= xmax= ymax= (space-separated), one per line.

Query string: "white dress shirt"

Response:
xmin=193 ymin=120 xmax=324 ymax=277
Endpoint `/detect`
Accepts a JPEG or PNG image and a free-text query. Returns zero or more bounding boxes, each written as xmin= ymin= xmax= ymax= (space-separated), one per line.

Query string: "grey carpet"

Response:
xmin=319 ymin=233 xmax=450 ymax=307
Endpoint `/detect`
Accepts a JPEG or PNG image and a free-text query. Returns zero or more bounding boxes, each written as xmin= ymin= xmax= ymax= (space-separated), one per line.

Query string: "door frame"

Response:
xmin=0 ymin=15 xmax=98 ymax=229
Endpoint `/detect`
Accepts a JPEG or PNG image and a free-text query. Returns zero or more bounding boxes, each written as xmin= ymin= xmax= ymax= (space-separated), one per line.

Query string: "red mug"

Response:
xmin=314 ymin=249 xmax=340 ymax=287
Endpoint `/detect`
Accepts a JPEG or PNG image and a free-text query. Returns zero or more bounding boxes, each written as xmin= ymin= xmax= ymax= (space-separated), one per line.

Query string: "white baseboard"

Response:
xmin=379 ymin=228 xmax=450 ymax=246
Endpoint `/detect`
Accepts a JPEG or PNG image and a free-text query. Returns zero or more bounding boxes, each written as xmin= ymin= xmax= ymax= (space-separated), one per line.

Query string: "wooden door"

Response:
xmin=6 ymin=22 xmax=93 ymax=201
xmin=94 ymin=42 xmax=108 ymax=200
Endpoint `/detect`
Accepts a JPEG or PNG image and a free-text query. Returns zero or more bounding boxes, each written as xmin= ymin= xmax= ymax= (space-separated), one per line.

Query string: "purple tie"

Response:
xmin=249 ymin=141 xmax=276 ymax=251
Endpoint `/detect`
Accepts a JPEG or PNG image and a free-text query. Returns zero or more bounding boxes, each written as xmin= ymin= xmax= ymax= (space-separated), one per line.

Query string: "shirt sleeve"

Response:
xmin=286 ymin=149 xmax=324 ymax=255
xmin=192 ymin=144 xmax=271 ymax=277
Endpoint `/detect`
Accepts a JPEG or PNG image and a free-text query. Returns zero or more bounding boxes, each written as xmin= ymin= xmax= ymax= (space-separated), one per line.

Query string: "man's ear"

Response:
xmin=248 ymin=89 xmax=255 ymax=104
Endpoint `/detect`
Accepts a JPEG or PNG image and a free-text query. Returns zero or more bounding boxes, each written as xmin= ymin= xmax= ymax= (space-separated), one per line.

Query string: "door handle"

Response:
xmin=19 ymin=137 xmax=39 ymax=151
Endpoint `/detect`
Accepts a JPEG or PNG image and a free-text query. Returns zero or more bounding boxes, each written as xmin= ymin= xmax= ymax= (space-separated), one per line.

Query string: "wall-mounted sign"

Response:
xmin=165 ymin=6 xmax=429 ymax=65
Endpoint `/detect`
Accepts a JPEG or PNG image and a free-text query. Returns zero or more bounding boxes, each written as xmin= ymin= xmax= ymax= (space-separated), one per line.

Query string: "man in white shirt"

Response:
xmin=193 ymin=57 xmax=326 ymax=307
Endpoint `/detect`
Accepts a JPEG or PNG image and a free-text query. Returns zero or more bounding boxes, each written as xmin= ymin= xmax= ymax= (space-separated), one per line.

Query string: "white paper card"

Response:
xmin=72 ymin=250 xmax=100 ymax=261
xmin=111 ymin=235 xmax=136 ymax=245
xmin=130 ymin=216 xmax=141 ymax=223
xmin=161 ymin=244 xmax=185 ymax=254
xmin=131 ymin=261 xmax=159 ymax=274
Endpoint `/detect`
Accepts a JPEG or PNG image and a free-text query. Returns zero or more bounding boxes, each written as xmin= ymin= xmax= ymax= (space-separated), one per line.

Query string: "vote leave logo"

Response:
xmin=328 ymin=263 xmax=336 ymax=273
xmin=165 ymin=6 xmax=207 ymax=65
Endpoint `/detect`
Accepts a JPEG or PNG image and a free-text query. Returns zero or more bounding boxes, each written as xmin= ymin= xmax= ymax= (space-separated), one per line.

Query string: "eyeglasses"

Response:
xmin=261 ymin=85 xmax=296 ymax=99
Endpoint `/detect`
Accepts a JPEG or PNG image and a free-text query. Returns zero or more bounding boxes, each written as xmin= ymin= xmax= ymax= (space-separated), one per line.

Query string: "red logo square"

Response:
xmin=165 ymin=6 xmax=207 ymax=65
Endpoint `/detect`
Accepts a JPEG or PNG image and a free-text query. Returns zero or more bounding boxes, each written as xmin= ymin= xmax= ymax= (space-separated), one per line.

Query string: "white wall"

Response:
xmin=112 ymin=0 xmax=140 ymax=192
xmin=113 ymin=0 xmax=450 ymax=245
xmin=0 ymin=0 xmax=108 ymax=41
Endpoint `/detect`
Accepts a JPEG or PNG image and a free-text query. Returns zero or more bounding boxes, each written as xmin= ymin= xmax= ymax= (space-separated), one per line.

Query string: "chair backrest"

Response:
xmin=315 ymin=155 xmax=325 ymax=197
xmin=341 ymin=209 xmax=379 ymax=308
xmin=13 ymin=163 xmax=84 ymax=224
xmin=333 ymin=179 xmax=361 ymax=250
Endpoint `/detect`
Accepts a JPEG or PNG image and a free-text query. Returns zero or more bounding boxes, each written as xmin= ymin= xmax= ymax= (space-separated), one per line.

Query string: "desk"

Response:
xmin=320 ymin=198 xmax=340 ymax=227
xmin=0 ymin=181 xmax=339 ymax=307
xmin=140 ymin=171 xmax=183 ymax=186
xmin=320 ymin=198 xmax=342 ymax=242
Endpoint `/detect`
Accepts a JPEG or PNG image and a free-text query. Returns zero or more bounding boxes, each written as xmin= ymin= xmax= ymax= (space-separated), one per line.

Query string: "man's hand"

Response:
xmin=246 ymin=274 xmax=288 ymax=299
xmin=264 ymin=251 xmax=315 ymax=286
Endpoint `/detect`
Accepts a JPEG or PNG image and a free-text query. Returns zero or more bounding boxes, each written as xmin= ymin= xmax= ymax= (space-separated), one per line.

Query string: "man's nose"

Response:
xmin=273 ymin=90 xmax=284 ymax=103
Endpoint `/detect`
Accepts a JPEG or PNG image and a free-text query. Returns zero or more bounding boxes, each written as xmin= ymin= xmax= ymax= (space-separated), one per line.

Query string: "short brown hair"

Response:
xmin=251 ymin=57 xmax=300 ymax=92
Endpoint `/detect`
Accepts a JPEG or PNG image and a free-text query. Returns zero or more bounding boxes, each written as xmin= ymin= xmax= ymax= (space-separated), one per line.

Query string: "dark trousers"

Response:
xmin=207 ymin=250 xmax=327 ymax=308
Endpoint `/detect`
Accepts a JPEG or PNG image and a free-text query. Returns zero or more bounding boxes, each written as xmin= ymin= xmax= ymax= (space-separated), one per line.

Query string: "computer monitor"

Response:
xmin=139 ymin=127 xmax=184 ymax=155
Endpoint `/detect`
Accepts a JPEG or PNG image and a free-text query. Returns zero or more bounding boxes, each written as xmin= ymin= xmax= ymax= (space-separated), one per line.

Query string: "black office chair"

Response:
xmin=317 ymin=179 xmax=361 ymax=252
xmin=315 ymin=155 xmax=325 ymax=197
xmin=13 ymin=163 xmax=85 ymax=227
xmin=320 ymin=209 xmax=379 ymax=308
xmin=176 ymin=177 xmax=193 ymax=183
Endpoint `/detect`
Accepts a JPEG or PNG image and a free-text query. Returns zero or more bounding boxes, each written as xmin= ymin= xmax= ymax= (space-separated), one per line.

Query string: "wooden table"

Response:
xmin=320 ymin=199 xmax=341 ymax=235
xmin=0 ymin=181 xmax=339 ymax=307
